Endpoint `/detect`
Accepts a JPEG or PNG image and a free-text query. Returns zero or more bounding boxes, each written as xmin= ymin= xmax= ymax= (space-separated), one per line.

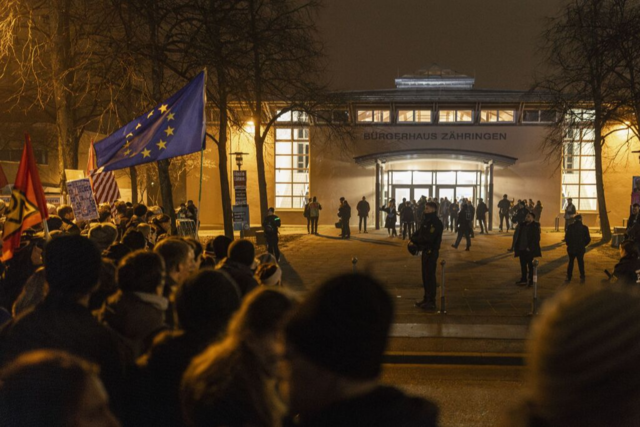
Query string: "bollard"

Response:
xmin=439 ymin=259 xmax=447 ymax=314
xmin=554 ymin=217 xmax=559 ymax=232
xmin=529 ymin=259 xmax=539 ymax=316
xmin=352 ymin=257 xmax=358 ymax=274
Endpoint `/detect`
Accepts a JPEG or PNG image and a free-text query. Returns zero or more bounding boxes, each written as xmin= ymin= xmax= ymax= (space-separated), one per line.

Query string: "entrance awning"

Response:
xmin=353 ymin=148 xmax=517 ymax=166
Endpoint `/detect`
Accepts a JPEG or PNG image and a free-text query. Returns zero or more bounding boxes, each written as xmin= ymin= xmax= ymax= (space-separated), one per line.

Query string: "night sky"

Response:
xmin=318 ymin=0 xmax=565 ymax=91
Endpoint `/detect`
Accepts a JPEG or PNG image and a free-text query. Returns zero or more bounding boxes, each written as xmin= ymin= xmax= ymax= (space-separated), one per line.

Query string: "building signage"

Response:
xmin=232 ymin=204 xmax=250 ymax=231
xmin=67 ymin=178 xmax=99 ymax=221
xmin=233 ymin=170 xmax=247 ymax=205
xmin=363 ymin=131 xmax=508 ymax=142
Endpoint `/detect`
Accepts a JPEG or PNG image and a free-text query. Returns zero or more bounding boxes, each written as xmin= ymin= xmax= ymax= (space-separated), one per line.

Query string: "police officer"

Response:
xmin=410 ymin=201 xmax=444 ymax=312
xmin=263 ymin=207 xmax=281 ymax=261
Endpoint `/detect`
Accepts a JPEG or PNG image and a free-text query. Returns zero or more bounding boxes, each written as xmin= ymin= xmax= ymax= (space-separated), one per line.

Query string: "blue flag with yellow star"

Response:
xmin=94 ymin=72 xmax=206 ymax=172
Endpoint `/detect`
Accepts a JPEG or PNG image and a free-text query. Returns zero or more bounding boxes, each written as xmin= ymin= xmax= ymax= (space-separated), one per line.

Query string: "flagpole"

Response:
xmin=196 ymin=67 xmax=208 ymax=238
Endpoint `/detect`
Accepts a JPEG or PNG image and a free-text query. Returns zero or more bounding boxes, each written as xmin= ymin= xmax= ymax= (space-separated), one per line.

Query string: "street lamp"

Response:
xmin=230 ymin=152 xmax=249 ymax=170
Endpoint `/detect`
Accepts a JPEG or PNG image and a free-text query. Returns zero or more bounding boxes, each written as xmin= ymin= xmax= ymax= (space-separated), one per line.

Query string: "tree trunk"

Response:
xmin=255 ymin=135 xmax=269 ymax=221
xmin=130 ymin=166 xmax=138 ymax=204
xmin=217 ymin=95 xmax=234 ymax=239
xmin=49 ymin=0 xmax=75 ymax=192
xmin=594 ymin=131 xmax=611 ymax=241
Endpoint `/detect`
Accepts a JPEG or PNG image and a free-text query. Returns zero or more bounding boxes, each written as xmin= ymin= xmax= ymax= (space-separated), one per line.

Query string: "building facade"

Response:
xmin=189 ymin=66 xmax=639 ymax=230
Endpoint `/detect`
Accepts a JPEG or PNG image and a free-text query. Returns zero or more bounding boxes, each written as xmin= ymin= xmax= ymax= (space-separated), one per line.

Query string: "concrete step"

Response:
xmin=387 ymin=323 xmax=529 ymax=355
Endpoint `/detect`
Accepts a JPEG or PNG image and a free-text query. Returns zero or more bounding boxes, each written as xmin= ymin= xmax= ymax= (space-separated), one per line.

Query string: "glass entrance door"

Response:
xmin=412 ymin=186 xmax=431 ymax=201
xmin=393 ymin=186 xmax=411 ymax=204
xmin=437 ymin=186 xmax=455 ymax=202
xmin=456 ymin=186 xmax=475 ymax=203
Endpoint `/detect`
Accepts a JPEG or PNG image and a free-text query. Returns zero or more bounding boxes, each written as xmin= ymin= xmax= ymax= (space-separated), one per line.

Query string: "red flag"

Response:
xmin=2 ymin=133 xmax=49 ymax=261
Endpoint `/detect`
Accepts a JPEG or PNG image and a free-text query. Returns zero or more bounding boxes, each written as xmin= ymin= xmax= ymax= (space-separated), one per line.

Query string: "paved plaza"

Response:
xmin=266 ymin=225 xmax=620 ymax=323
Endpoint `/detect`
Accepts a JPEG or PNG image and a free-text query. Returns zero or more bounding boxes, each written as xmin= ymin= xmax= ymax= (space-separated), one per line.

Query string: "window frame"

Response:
xmin=479 ymin=109 xmax=516 ymax=124
xmin=397 ymin=109 xmax=433 ymax=124
xmin=561 ymin=126 xmax=597 ymax=212
xmin=274 ymin=125 xmax=310 ymax=211
xmin=356 ymin=108 xmax=392 ymax=124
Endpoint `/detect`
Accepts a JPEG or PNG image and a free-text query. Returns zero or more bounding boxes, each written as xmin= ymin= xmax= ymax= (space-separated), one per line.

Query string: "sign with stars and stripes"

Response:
xmin=94 ymin=72 xmax=206 ymax=172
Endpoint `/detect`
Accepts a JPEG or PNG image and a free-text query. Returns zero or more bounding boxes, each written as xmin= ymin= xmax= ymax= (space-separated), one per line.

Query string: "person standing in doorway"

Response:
xmin=452 ymin=203 xmax=471 ymax=251
xmin=448 ymin=199 xmax=459 ymax=232
xmin=565 ymin=214 xmax=591 ymax=283
xmin=308 ymin=197 xmax=321 ymax=235
xmin=303 ymin=197 xmax=312 ymax=234
xmin=513 ymin=211 xmax=541 ymax=286
xmin=467 ymin=200 xmax=476 ymax=238
xmin=381 ymin=199 xmax=398 ymax=237
xmin=440 ymin=197 xmax=451 ymax=231
xmin=476 ymin=198 xmax=489 ymax=234
xmin=338 ymin=198 xmax=351 ymax=239
xmin=564 ymin=198 xmax=577 ymax=231
xmin=498 ymin=194 xmax=511 ymax=232
xmin=263 ymin=207 xmax=281 ymax=261
xmin=401 ymin=199 xmax=415 ymax=240
xmin=357 ymin=196 xmax=370 ymax=233
xmin=411 ymin=201 xmax=444 ymax=312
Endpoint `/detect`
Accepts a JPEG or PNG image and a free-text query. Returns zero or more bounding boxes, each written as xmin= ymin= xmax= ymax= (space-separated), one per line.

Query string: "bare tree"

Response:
xmin=537 ymin=0 xmax=629 ymax=242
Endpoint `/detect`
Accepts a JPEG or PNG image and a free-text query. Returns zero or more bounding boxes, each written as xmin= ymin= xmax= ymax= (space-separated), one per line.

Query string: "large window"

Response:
xmin=439 ymin=109 xmax=473 ymax=123
xmin=480 ymin=109 xmax=515 ymax=123
xmin=562 ymin=127 xmax=597 ymax=211
xmin=275 ymin=127 xmax=309 ymax=209
xmin=523 ymin=109 xmax=556 ymax=123
xmin=398 ymin=109 xmax=432 ymax=123
xmin=357 ymin=109 xmax=390 ymax=123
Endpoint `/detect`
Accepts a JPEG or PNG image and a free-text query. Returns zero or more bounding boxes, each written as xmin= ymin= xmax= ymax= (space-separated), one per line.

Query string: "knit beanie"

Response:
xmin=527 ymin=285 xmax=640 ymax=426
xmin=285 ymin=273 xmax=394 ymax=380
xmin=88 ymin=223 xmax=118 ymax=253
xmin=44 ymin=235 xmax=102 ymax=300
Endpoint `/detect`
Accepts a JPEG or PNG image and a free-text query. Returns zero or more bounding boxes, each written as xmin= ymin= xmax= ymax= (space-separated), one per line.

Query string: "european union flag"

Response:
xmin=94 ymin=72 xmax=206 ymax=172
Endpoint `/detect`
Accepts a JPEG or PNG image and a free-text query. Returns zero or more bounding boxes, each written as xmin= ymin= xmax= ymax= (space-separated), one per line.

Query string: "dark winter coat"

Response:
xmin=100 ymin=291 xmax=168 ymax=360
xmin=564 ymin=221 xmax=591 ymax=255
xmin=283 ymin=386 xmax=438 ymax=427
xmin=400 ymin=204 xmax=415 ymax=222
xmin=449 ymin=203 xmax=459 ymax=217
xmin=357 ymin=200 xmax=370 ymax=217
xmin=533 ymin=204 xmax=543 ymax=222
xmin=338 ymin=203 xmax=352 ymax=221
xmin=457 ymin=208 xmax=470 ymax=231
xmin=411 ymin=212 xmax=443 ymax=253
xmin=513 ymin=221 xmax=542 ymax=258
xmin=466 ymin=204 xmax=475 ymax=222
xmin=498 ymin=198 xmax=511 ymax=215
xmin=627 ymin=213 xmax=640 ymax=231
xmin=513 ymin=207 xmax=529 ymax=225
xmin=216 ymin=259 xmax=258 ymax=297
xmin=381 ymin=205 xmax=396 ymax=228
xmin=476 ymin=202 xmax=488 ymax=219
xmin=262 ymin=214 xmax=281 ymax=236
xmin=613 ymin=254 xmax=640 ymax=285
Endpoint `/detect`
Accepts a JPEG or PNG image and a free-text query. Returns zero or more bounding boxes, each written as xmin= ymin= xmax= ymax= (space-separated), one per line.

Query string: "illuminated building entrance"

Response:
xmin=388 ymin=170 xmax=484 ymax=205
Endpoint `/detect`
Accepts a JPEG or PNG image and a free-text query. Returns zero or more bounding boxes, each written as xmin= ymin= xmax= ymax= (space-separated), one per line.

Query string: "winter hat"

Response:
xmin=88 ymin=223 xmax=118 ymax=253
xmin=526 ymin=285 xmax=640 ymax=426
xmin=44 ymin=235 xmax=102 ymax=300
xmin=285 ymin=273 xmax=394 ymax=380
xmin=255 ymin=263 xmax=282 ymax=286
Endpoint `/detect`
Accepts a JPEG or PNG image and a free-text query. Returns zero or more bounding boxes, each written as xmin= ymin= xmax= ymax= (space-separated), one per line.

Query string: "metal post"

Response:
xmin=529 ymin=259 xmax=539 ymax=316
xmin=352 ymin=257 xmax=358 ymax=274
xmin=439 ymin=259 xmax=447 ymax=314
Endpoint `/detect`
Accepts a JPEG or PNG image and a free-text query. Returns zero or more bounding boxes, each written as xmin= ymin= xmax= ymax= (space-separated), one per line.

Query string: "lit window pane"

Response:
xmin=277 ymin=111 xmax=292 ymax=122
xmin=457 ymin=186 xmax=474 ymax=200
xmin=579 ymin=199 xmax=597 ymax=211
xmin=293 ymin=169 xmax=309 ymax=183
xmin=392 ymin=171 xmax=411 ymax=184
xmin=562 ymin=173 xmax=580 ymax=184
xmin=499 ymin=110 xmax=514 ymax=122
xmin=374 ymin=110 xmax=390 ymax=122
xmin=481 ymin=110 xmax=498 ymax=122
xmin=357 ymin=110 xmax=373 ymax=122
xmin=562 ymin=185 xmax=580 ymax=197
xmin=276 ymin=156 xmax=292 ymax=168
xmin=416 ymin=110 xmax=431 ymax=122
xmin=581 ymin=185 xmax=597 ymax=198
xmin=581 ymin=129 xmax=595 ymax=141
xmin=457 ymin=171 xmax=477 ymax=185
xmin=276 ymin=183 xmax=292 ymax=196
xmin=581 ymin=142 xmax=595 ymax=155
xmin=437 ymin=171 xmax=456 ymax=184
xmin=292 ymin=184 xmax=308 ymax=197
xmin=458 ymin=110 xmax=473 ymax=122
xmin=581 ymin=156 xmax=595 ymax=170
xmin=275 ymin=142 xmax=292 ymax=155
xmin=276 ymin=128 xmax=291 ymax=140
xmin=292 ymin=197 xmax=306 ymax=209
xmin=276 ymin=169 xmax=291 ymax=183
xmin=581 ymin=171 xmax=596 ymax=184
xmin=294 ymin=129 xmax=309 ymax=140
xmin=276 ymin=197 xmax=292 ymax=208
xmin=292 ymin=111 xmax=309 ymax=123
xmin=440 ymin=110 xmax=455 ymax=122
xmin=413 ymin=171 xmax=432 ymax=184
xmin=398 ymin=110 xmax=414 ymax=122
